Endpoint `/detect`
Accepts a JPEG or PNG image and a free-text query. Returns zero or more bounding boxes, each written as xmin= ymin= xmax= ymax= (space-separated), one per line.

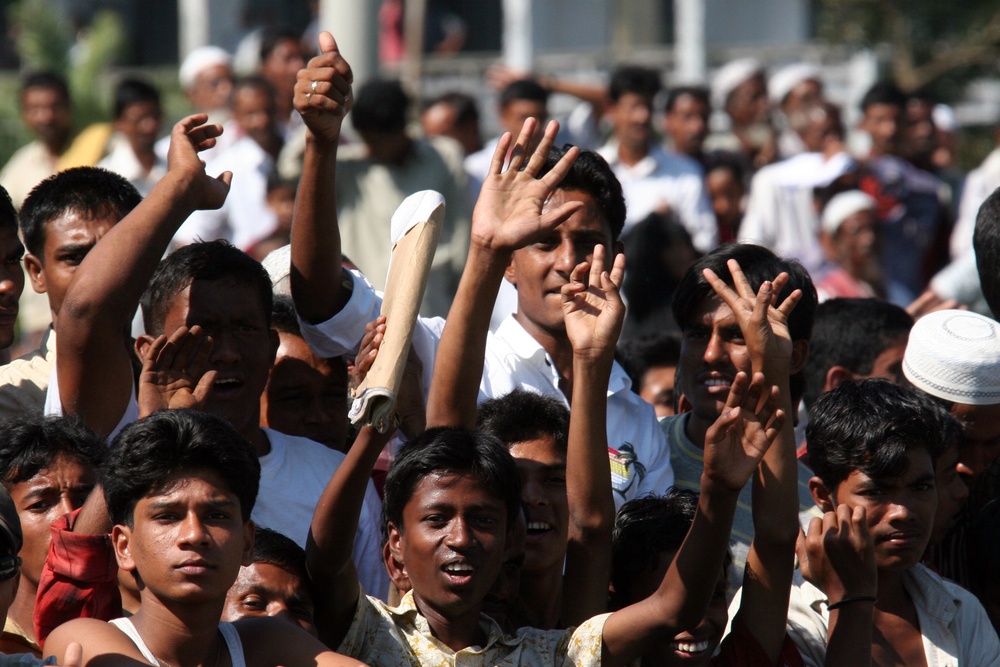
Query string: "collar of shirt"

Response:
xmin=391 ymin=590 xmax=525 ymax=654
xmin=598 ymin=139 xmax=665 ymax=180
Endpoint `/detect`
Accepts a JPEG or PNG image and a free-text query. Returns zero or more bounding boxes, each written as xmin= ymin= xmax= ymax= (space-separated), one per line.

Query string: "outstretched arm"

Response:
xmin=703 ymin=260 xmax=803 ymax=662
xmin=56 ymin=116 xmax=231 ymax=436
xmin=425 ymin=118 xmax=582 ymax=428
xmin=289 ymin=31 xmax=354 ymax=325
xmin=600 ymin=371 xmax=785 ymax=667
xmin=559 ymin=246 xmax=624 ymax=625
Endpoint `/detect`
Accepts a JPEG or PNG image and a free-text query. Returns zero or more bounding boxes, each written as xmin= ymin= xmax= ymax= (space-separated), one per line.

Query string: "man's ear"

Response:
xmin=790 ymin=340 xmax=809 ymax=375
xmin=113 ymin=525 xmax=137 ymax=572
xmin=503 ymin=255 xmax=518 ymax=287
xmin=242 ymin=520 xmax=255 ymax=567
xmin=23 ymin=254 xmax=46 ymax=295
xmin=135 ymin=334 xmax=156 ymax=362
xmin=808 ymin=476 xmax=835 ymax=512
xmin=823 ymin=365 xmax=855 ymax=393
xmin=387 ymin=521 xmax=405 ymax=574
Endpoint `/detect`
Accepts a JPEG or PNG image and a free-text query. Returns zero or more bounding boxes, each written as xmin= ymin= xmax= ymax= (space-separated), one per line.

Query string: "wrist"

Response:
xmin=306 ymin=130 xmax=340 ymax=153
xmin=466 ymin=242 xmax=513 ymax=271
xmin=699 ymin=474 xmax=742 ymax=501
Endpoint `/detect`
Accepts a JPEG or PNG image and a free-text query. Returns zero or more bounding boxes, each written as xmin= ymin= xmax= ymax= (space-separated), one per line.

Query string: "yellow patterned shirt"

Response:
xmin=338 ymin=590 xmax=610 ymax=667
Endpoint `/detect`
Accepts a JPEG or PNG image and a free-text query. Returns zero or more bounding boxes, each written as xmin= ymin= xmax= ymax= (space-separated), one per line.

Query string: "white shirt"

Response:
xmin=173 ymin=135 xmax=277 ymax=251
xmin=783 ymin=564 xmax=1000 ymax=667
xmin=98 ymin=134 xmax=168 ymax=197
xmin=953 ymin=147 xmax=1000 ymax=259
xmin=298 ymin=270 xmax=675 ymax=507
xmin=598 ymin=142 xmax=717 ymax=252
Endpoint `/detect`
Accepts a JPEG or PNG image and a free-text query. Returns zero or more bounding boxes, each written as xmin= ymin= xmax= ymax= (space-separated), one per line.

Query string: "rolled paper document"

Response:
xmin=349 ymin=190 xmax=444 ymax=432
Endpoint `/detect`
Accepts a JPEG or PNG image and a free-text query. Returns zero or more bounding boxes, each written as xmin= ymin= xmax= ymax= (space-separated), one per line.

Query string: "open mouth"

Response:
xmin=212 ymin=377 xmax=244 ymax=396
xmin=670 ymin=638 xmax=713 ymax=657
xmin=526 ymin=521 xmax=554 ymax=536
xmin=441 ymin=561 xmax=475 ymax=585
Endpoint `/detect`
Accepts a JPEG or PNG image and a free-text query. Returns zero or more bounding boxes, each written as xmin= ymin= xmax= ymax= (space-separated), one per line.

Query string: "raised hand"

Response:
xmin=348 ymin=316 xmax=385 ymax=394
xmin=702 ymin=371 xmax=785 ymax=492
xmin=797 ymin=504 xmax=877 ymax=605
xmin=702 ymin=259 xmax=802 ymax=373
xmin=166 ymin=114 xmax=232 ymax=211
xmin=294 ymin=31 xmax=354 ymax=144
xmin=471 ymin=118 xmax=583 ymax=253
xmin=561 ymin=244 xmax=626 ymax=363
xmin=137 ymin=325 xmax=217 ymax=418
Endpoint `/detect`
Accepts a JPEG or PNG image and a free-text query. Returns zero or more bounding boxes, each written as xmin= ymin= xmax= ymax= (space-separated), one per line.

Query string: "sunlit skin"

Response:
xmin=609 ymin=93 xmax=654 ymax=160
xmin=638 ymin=365 xmax=678 ymax=419
xmin=951 ymin=402 xmax=1000 ymax=480
xmin=508 ymin=437 xmax=568 ymax=574
xmin=222 ymin=561 xmax=317 ymax=636
xmin=188 ymin=64 xmax=233 ymax=114
xmin=21 ymin=86 xmax=72 ymax=153
xmin=705 ymin=168 xmax=744 ymax=239
xmin=25 ymin=211 xmax=117 ymax=324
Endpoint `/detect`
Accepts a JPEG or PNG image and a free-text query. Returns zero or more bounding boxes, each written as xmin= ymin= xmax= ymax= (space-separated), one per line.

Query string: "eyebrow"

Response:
xmin=146 ymin=497 xmax=236 ymax=511
xmin=54 ymin=243 xmax=95 ymax=254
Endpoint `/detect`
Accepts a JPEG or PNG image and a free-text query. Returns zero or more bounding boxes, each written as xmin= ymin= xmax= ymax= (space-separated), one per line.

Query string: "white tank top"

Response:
xmin=108 ymin=617 xmax=246 ymax=667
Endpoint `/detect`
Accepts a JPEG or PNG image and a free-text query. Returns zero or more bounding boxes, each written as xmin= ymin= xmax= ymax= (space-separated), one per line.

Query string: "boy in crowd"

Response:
xmin=98 ymin=78 xmax=166 ymax=197
xmin=0 ymin=168 xmax=141 ymax=419
xmin=42 ymin=409 xmax=364 ymax=667
xmin=788 ymin=379 xmax=1000 ymax=666
xmin=0 ymin=187 xmax=24 ymax=363
xmin=290 ymin=36 xmax=673 ymax=510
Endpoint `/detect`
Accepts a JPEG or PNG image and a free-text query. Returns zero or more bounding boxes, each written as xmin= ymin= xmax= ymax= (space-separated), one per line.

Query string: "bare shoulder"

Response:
xmin=234 ymin=617 xmax=368 ymax=667
xmin=44 ymin=618 xmax=146 ymax=665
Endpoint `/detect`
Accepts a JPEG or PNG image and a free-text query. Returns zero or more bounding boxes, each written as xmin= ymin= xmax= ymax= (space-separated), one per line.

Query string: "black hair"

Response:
xmin=969 ymin=498 xmax=1000 ymax=599
xmin=0 ymin=415 xmax=105 ymax=486
xmin=259 ymin=28 xmax=301 ymax=63
xmin=802 ymin=298 xmax=913 ymax=408
xmin=19 ymin=167 xmax=141 ymax=258
xmin=252 ymin=525 xmax=308 ymax=581
xmin=140 ymin=240 xmax=273 ymax=336
xmin=621 ymin=211 xmax=697 ymax=324
xmin=617 ymin=332 xmax=683 ymax=395
xmin=0 ymin=187 xmax=15 ymax=237
xmin=383 ymin=427 xmax=522 ymax=533
xmin=665 ymin=85 xmax=710 ymax=113
xmin=860 ymin=81 xmax=907 ymax=113
xmin=703 ymin=152 xmax=746 ymax=186
xmin=538 ymin=145 xmax=626 ymax=242
xmin=610 ymin=490 xmax=731 ymax=609
xmin=270 ymin=294 xmax=301 ymax=337
xmin=609 ymin=66 xmax=661 ymax=103
xmin=113 ymin=78 xmax=160 ymax=120
xmin=21 ymin=71 xmax=70 ymax=102
xmin=232 ymin=75 xmax=276 ymax=106
xmin=424 ymin=92 xmax=480 ymax=127
xmin=806 ymin=379 xmax=949 ymax=490
xmin=352 ymin=79 xmax=409 ymax=135
xmin=477 ymin=389 xmax=569 ymax=453
xmin=974 ymin=187 xmax=1000 ymax=319
xmin=103 ymin=409 xmax=260 ymax=527
xmin=499 ymin=79 xmax=549 ymax=109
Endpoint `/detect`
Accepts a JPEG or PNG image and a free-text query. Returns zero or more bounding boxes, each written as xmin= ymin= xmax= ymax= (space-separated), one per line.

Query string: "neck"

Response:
xmin=683 ymin=411 xmax=714 ymax=450
xmin=518 ymin=566 xmax=563 ymax=629
xmin=8 ymin=575 xmax=37 ymax=644
xmin=132 ymin=144 xmax=157 ymax=173
xmin=414 ymin=594 xmax=487 ymax=652
xmin=247 ymin=425 xmax=271 ymax=457
xmin=130 ymin=598 xmax=225 ymax=667
xmin=617 ymin=140 xmax=650 ymax=167
xmin=874 ymin=568 xmax=912 ymax=611
xmin=512 ymin=313 xmax=575 ymax=397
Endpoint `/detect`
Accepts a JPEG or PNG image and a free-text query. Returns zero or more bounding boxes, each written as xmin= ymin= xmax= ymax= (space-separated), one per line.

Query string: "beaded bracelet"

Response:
xmin=827 ymin=595 xmax=877 ymax=611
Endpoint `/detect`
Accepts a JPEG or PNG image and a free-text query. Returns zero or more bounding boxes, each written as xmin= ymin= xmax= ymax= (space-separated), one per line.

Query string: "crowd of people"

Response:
xmin=0 ymin=18 xmax=994 ymax=667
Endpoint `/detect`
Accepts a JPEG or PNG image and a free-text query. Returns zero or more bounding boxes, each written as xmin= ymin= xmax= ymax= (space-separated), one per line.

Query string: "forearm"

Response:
xmin=825 ymin=604 xmax=874 ymax=667
xmin=751 ymin=359 xmax=798 ymax=542
xmin=291 ymin=134 xmax=346 ymax=324
xmin=426 ymin=244 xmax=509 ymax=429
xmin=72 ymin=486 xmax=111 ymax=535
xmin=537 ymin=75 xmax=609 ymax=111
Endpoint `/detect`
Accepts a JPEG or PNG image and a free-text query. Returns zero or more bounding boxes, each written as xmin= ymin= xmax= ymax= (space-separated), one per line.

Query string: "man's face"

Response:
xmin=0 ymin=226 xmax=24 ymax=350
xmin=506 ymin=189 xmax=615 ymax=338
xmin=867 ymin=334 xmax=908 ymax=385
xmin=8 ymin=453 xmax=96 ymax=586
xmin=828 ymin=448 xmax=937 ymax=572
xmin=904 ymin=99 xmax=936 ymax=161
xmin=260 ymin=39 xmax=305 ymax=100
xmin=233 ymin=86 xmax=279 ymax=154
xmin=951 ymin=402 xmax=1000 ymax=480
xmin=155 ymin=278 xmax=278 ymax=437
xmin=832 ymin=210 xmax=879 ymax=274
xmin=116 ymin=100 xmax=162 ymax=154
xmin=188 ymin=64 xmax=233 ymax=113
xmin=705 ymin=168 xmax=744 ymax=234
xmin=930 ymin=443 xmax=968 ymax=545
xmin=664 ymin=94 xmax=709 ymax=158
xmin=26 ymin=211 xmax=117 ymax=322
xmin=388 ymin=471 xmax=508 ymax=621
xmin=861 ymin=103 xmax=902 ymax=156
xmin=222 ymin=561 xmax=316 ymax=636
xmin=508 ymin=437 xmax=568 ymax=574
xmin=726 ymin=75 xmax=769 ymax=127
xmin=114 ymin=468 xmax=253 ymax=605
xmin=610 ymin=93 xmax=654 ymax=151
xmin=260 ymin=333 xmax=349 ymax=451
xmin=782 ymin=79 xmax=822 ymax=116
xmin=21 ymin=87 xmax=71 ymax=150
xmin=677 ymin=296 xmax=752 ymax=425
xmin=499 ymin=100 xmax=548 ymax=139
xmin=639 ymin=365 xmax=678 ymax=419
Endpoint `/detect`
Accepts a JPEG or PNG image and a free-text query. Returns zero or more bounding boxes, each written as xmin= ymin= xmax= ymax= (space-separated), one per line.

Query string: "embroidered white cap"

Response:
xmin=179 ymin=46 xmax=232 ymax=90
xmin=768 ymin=63 xmax=822 ymax=105
xmin=712 ymin=57 xmax=764 ymax=109
xmin=821 ymin=190 xmax=876 ymax=235
xmin=903 ymin=309 xmax=1000 ymax=405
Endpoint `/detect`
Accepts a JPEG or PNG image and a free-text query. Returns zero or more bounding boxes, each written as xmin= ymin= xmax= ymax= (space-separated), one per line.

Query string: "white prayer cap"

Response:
xmin=821 ymin=190 xmax=876 ymax=235
xmin=903 ymin=309 xmax=1000 ymax=406
xmin=768 ymin=63 xmax=822 ymax=105
xmin=712 ymin=57 xmax=764 ymax=109
xmin=261 ymin=244 xmax=292 ymax=296
xmin=179 ymin=46 xmax=232 ymax=90
xmin=933 ymin=104 xmax=959 ymax=132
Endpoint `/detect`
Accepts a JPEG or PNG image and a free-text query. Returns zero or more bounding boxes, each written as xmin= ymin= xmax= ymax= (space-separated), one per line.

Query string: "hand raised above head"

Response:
xmin=166 ymin=114 xmax=232 ymax=211
xmin=561 ymin=244 xmax=626 ymax=363
xmin=295 ymin=30 xmax=354 ymax=144
xmin=471 ymin=118 xmax=582 ymax=254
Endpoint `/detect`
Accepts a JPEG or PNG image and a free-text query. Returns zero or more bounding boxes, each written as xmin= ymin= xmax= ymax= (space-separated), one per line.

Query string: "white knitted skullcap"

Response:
xmin=179 ymin=46 xmax=232 ymax=90
xmin=768 ymin=63 xmax=822 ymax=105
xmin=903 ymin=309 xmax=1000 ymax=406
xmin=821 ymin=190 xmax=876 ymax=235
xmin=933 ymin=104 xmax=959 ymax=132
xmin=261 ymin=243 xmax=291 ymax=297
xmin=712 ymin=58 xmax=764 ymax=109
